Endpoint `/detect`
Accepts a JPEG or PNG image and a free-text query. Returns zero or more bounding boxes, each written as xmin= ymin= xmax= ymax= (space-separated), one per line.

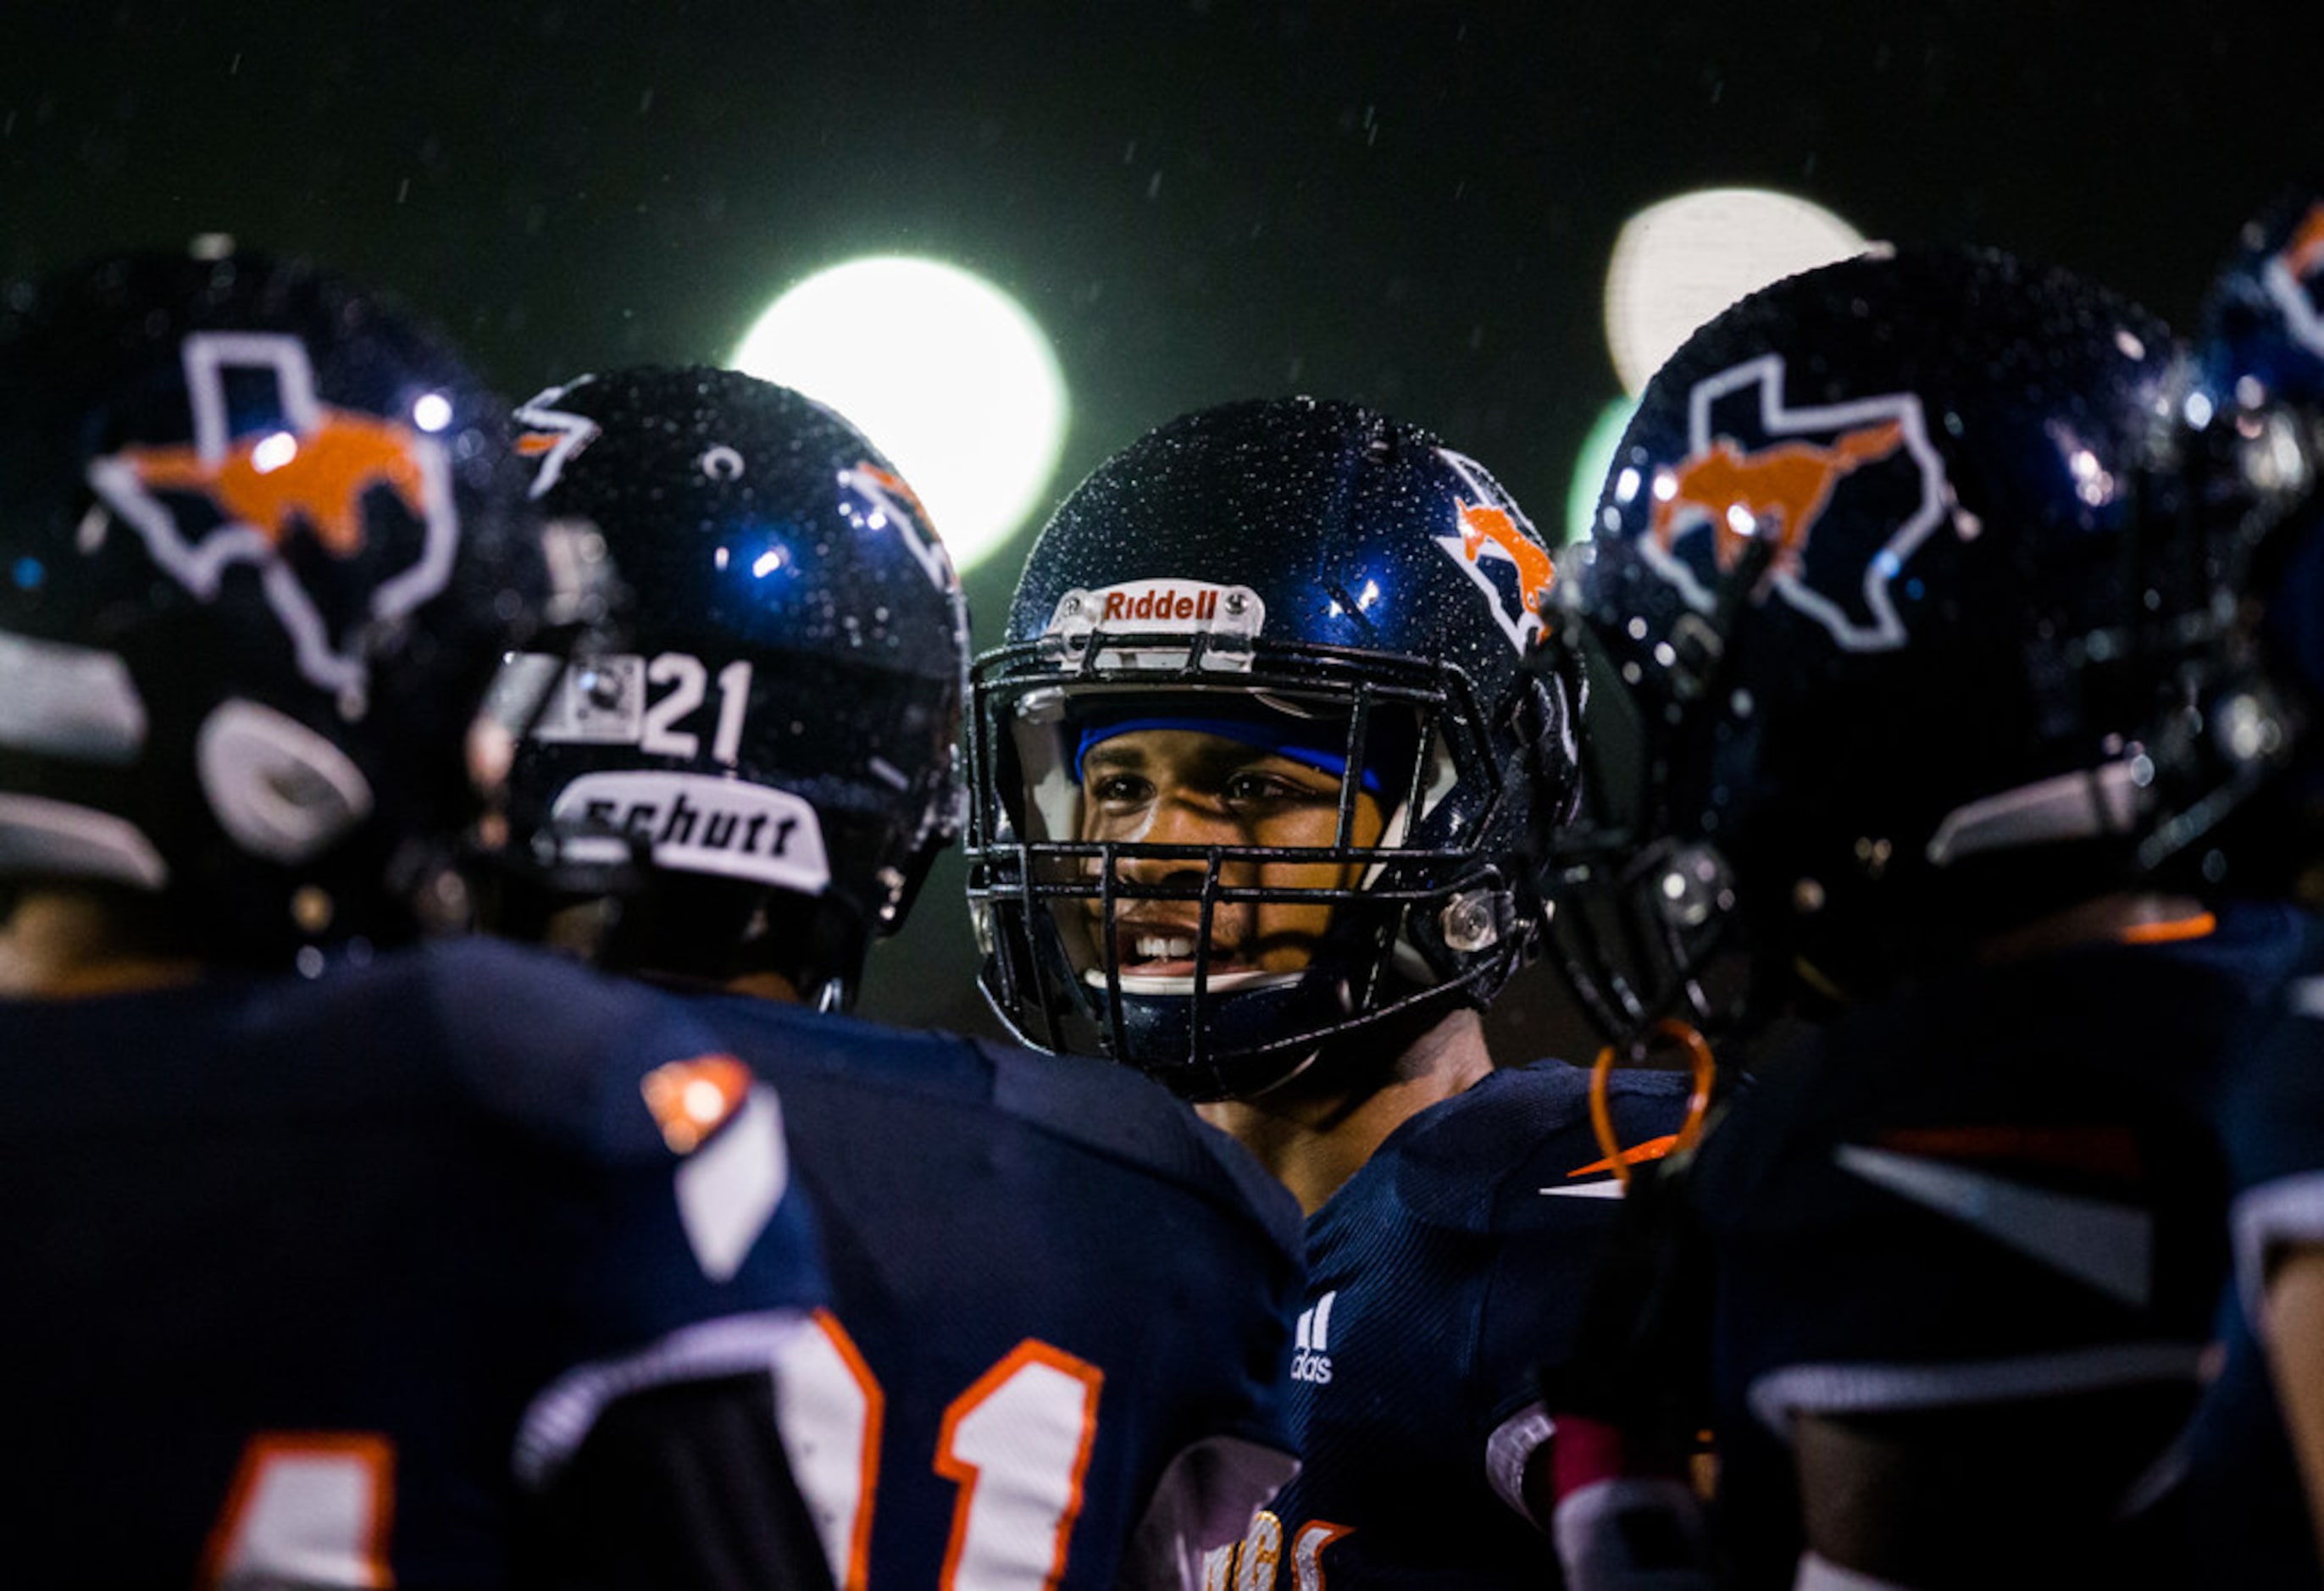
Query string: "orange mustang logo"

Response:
xmin=114 ymin=410 xmax=429 ymax=558
xmin=1456 ymin=499 xmax=1556 ymax=614
xmin=854 ymin=460 xmax=931 ymax=526
xmin=1650 ymin=419 xmax=1905 ymax=577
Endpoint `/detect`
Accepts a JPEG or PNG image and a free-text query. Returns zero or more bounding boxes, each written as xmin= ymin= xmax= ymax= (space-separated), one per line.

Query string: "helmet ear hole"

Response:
xmin=197 ymin=699 xmax=375 ymax=864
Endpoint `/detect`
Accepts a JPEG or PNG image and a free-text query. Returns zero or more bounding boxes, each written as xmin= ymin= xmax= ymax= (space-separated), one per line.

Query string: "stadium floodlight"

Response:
xmin=732 ymin=256 xmax=1068 ymax=574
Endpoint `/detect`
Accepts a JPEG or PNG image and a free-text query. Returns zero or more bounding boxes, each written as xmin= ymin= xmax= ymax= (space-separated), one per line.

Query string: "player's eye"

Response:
xmin=1087 ymin=773 xmax=1154 ymax=807
xmin=1222 ymin=768 xmax=1327 ymax=805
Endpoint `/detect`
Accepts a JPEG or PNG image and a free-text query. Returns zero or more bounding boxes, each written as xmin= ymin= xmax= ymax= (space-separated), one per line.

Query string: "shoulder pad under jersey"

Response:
xmin=414 ymin=937 xmax=746 ymax=1163
xmin=1395 ymin=1059 xmax=1695 ymax=1233
xmin=988 ymin=1041 xmax=1305 ymax=1252
xmin=693 ymin=990 xmax=1306 ymax=1258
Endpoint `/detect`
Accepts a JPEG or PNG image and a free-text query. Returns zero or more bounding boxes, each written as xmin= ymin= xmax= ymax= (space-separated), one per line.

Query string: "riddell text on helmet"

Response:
xmin=1104 ymin=586 xmax=1218 ymax=623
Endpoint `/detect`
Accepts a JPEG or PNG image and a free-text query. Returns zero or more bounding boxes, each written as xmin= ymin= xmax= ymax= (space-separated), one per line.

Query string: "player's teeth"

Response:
xmin=1135 ymin=935 xmax=1197 ymax=959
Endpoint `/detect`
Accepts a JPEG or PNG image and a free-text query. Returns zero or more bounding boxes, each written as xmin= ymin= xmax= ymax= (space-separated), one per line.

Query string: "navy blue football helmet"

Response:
xmin=966 ymin=396 xmax=1580 ymax=1100
xmin=2166 ymin=183 xmax=2324 ymax=883
xmin=0 ymin=248 xmax=545 ymax=967
xmin=496 ymin=365 xmax=967 ymax=1008
xmin=1551 ymin=246 xmax=2199 ymax=1039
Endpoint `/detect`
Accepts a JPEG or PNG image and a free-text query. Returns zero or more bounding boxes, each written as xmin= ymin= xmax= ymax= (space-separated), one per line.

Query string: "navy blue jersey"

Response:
xmin=687 ymin=991 xmax=1307 ymax=1591
xmin=1203 ymin=1059 xmax=1697 ymax=1590
xmin=1689 ymin=903 xmax=2305 ymax=1587
xmin=0 ymin=937 xmax=826 ymax=1588
xmin=2172 ymin=919 xmax=2324 ymax=1590
xmin=2227 ymin=927 xmax=2324 ymax=1273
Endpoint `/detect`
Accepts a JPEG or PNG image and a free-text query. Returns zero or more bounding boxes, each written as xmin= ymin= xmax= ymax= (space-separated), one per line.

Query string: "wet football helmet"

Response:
xmin=496 ymin=365 xmax=967 ymax=1009
xmin=1552 ymin=246 xmax=2199 ymax=1039
xmin=966 ymin=396 xmax=1580 ymax=1100
xmin=0 ymin=248 xmax=544 ymax=967
xmin=2168 ymin=182 xmax=2324 ymax=884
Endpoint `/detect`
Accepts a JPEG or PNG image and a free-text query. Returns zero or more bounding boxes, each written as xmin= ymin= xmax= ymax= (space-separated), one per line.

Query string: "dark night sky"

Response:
xmin=5 ymin=2 xmax=2319 ymax=1045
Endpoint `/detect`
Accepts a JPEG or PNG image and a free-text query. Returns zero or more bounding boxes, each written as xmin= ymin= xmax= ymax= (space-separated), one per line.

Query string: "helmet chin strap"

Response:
xmin=1235 ymin=1045 xmax=1326 ymax=1099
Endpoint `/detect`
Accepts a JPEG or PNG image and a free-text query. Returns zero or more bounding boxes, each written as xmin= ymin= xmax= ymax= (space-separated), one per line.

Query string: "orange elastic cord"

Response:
xmin=1588 ymin=1045 xmax=1628 ymax=1185
xmin=1589 ymin=1018 xmax=1718 ymax=1187
xmin=2117 ymin=911 xmax=2217 ymax=946
xmin=1669 ymin=1021 xmax=1716 ymax=1155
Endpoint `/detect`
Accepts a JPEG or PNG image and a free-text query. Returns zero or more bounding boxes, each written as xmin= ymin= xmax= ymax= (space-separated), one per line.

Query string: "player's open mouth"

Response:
xmin=1107 ymin=919 xmax=1247 ymax=978
xmin=1079 ymin=910 xmax=1312 ymax=995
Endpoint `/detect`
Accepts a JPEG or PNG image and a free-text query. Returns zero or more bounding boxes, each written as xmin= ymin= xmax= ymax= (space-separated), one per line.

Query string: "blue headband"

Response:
xmin=1072 ymin=713 xmax=1386 ymax=794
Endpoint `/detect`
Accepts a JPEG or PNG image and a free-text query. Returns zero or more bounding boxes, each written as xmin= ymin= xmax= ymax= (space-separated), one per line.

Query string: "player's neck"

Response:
xmin=725 ymin=968 xmax=804 ymax=1004
xmin=0 ymin=891 xmax=202 ymax=998
xmin=539 ymin=898 xmax=807 ymax=1005
xmin=1197 ymin=1007 xmax=1494 ymax=1217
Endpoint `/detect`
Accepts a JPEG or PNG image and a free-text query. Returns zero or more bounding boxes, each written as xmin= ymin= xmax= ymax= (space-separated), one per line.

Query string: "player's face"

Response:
xmin=1075 ymin=727 xmax=1385 ymax=978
